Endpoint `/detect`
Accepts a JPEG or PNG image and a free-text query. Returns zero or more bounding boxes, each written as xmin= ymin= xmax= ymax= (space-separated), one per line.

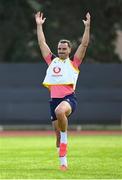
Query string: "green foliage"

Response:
xmin=0 ymin=0 xmax=122 ymax=63
xmin=0 ymin=0 xmax=38 ymax=63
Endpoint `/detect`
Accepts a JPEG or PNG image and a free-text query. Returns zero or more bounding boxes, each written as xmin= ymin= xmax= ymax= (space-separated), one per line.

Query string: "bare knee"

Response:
xmin=55 ymin=108 xmax=65 ymax=119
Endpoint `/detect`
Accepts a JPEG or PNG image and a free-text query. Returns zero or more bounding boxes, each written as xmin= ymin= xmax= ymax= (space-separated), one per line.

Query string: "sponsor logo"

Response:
xmin=53 ymin=67 xmax=61 ymax=74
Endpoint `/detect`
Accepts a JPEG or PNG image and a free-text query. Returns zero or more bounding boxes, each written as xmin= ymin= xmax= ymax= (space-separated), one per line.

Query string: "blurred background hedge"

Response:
xmin=0 ymin=0 xmax=122 ymax=63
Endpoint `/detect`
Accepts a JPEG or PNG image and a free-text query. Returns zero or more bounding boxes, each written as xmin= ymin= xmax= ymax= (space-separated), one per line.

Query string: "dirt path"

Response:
xmin=0 ymin=130 xmax=121 ymax=137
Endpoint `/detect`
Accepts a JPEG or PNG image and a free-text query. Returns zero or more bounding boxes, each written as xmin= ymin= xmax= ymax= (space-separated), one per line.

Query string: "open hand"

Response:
xmin=35 ymin=12 xmax=46 ymax=25
xmin=82 ymin=12 xmax=91 ymax=27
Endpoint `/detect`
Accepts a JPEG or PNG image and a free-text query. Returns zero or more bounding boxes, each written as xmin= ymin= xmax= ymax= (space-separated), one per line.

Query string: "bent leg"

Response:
xmin=55 ymin=101 xmax=72 ymax=168
xmin=55 ymin=101 xmax=72 ymax=132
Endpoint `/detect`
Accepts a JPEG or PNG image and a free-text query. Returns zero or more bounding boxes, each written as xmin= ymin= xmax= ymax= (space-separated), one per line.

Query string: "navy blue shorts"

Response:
xmin=49 ymin=93 xmax=77 ymax=121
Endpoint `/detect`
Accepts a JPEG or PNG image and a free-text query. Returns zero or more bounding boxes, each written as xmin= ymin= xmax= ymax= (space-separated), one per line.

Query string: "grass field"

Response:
xmin=0 ymin=133 xmax=122 ymax=179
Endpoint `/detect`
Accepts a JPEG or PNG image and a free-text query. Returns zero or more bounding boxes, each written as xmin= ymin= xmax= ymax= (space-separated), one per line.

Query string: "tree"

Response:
xmin=0 ymin=0 xmax=39 ymax=62
xmin=0 ymin=0 xmax=122 ymax=63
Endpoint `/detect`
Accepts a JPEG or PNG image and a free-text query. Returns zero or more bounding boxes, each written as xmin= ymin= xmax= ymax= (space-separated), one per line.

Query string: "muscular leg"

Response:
xmin=55 ymin=101 xmax=72 ymax=170
xmin=52 ymin=120 xmax=60 ymax=148
xmin=55 ymin=101 xmax=72 ymax=132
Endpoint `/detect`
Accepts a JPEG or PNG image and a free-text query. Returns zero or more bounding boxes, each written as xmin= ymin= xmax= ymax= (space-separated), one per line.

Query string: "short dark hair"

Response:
xmin=58 ymin=39 xmax=72 ymax=48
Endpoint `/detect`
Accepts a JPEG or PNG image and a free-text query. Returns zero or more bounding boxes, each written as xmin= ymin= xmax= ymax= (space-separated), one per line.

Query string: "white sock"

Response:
xmin=60 ymin=131 xmax=67 ymax=144
xmin=60 ymin=156 xmax=67 ymax=166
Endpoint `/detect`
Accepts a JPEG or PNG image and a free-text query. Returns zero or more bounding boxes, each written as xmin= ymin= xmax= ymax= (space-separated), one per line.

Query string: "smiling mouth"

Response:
xmin=59 ymin=53 xmax=65 ymax=55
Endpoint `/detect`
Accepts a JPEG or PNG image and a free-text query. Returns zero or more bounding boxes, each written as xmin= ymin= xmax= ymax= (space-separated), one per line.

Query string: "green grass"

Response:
xmin=0 ymin=134 xmax=122 ymax=179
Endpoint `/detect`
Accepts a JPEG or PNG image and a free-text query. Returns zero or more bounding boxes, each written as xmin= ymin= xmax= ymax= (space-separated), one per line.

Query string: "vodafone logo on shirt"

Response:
xmin=53 ymin=67 xmax=61 ymax=74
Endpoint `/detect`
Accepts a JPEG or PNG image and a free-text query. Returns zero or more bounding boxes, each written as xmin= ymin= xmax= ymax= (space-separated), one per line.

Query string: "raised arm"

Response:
xmin=35 ymin=12 xmax=51 ymax=59
xmin=74 ymin=12 xmax=91 ymax=62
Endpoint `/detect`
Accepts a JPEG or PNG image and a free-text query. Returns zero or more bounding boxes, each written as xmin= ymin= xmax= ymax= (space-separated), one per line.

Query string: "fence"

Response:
xmin=0 ymin=63 xmax=122 ymax=126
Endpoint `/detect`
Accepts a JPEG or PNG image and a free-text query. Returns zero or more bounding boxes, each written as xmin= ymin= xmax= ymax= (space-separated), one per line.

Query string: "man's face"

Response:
xmin=57 ymin=43 xmax=71 ymax=59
